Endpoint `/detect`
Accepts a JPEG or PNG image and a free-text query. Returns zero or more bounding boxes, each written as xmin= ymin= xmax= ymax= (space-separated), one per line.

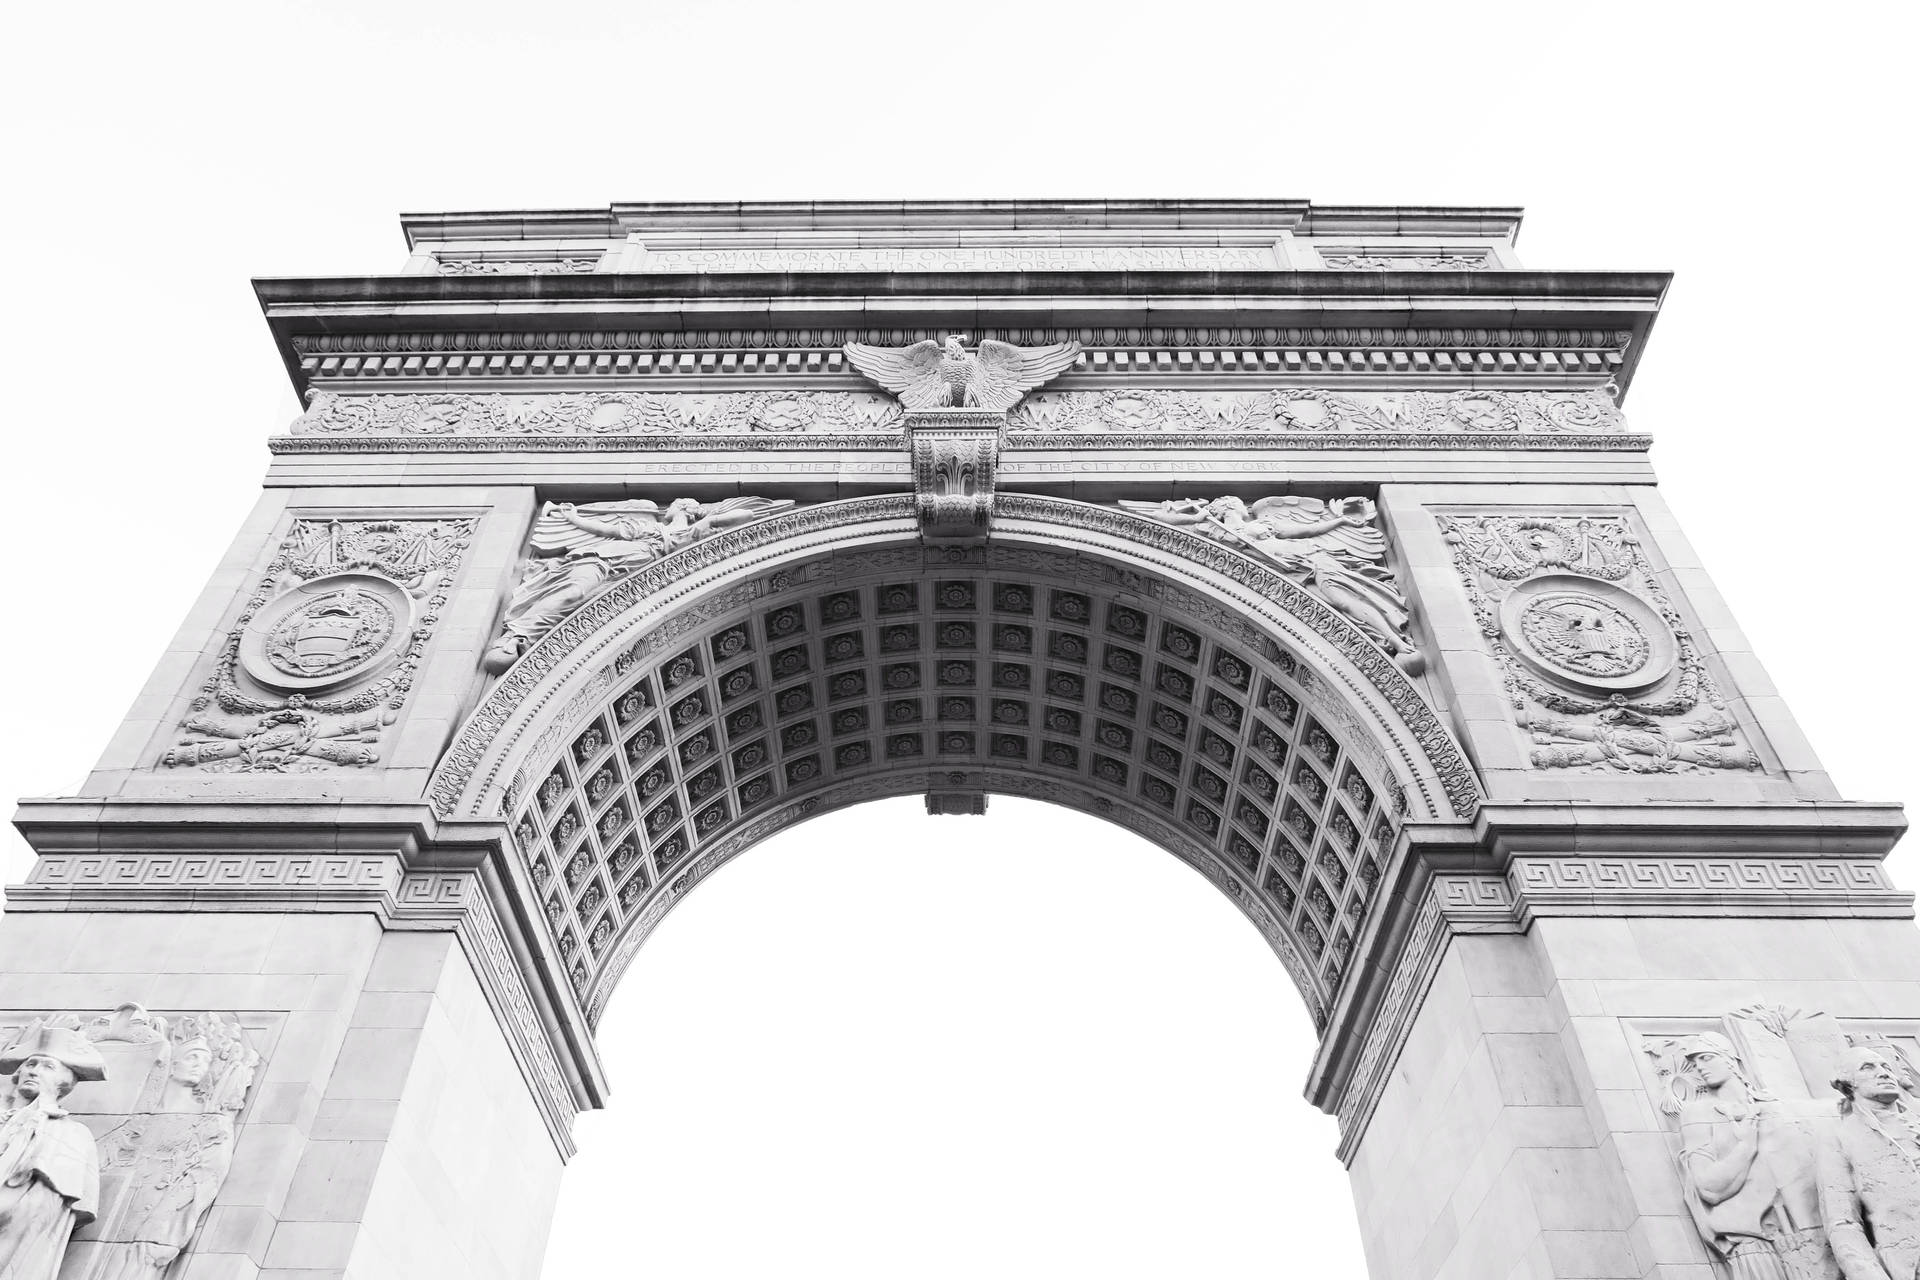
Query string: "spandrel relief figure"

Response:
xmin=1821 ymin=1048 xmax=1920 ymax=1280
xmin=485 ymin=497 xmax=796 ymax=671
xmin=1119 ymin=496 xmax=1425 ymax=673
xmin=1650 ymin=1033 xmax=1838 ymax=1280
xmin=0 ymin=1023 xmax=105 ymax=1280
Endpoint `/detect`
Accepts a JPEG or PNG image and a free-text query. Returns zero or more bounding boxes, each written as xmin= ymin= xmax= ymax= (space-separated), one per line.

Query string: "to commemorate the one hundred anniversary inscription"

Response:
xmin=2 ymin=198 xmax=1909 ymax=1280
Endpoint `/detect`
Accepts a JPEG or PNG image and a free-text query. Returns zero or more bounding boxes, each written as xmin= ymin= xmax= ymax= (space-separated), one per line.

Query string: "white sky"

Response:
xmin=3 ymin=2 xmax=1915 ymax=1276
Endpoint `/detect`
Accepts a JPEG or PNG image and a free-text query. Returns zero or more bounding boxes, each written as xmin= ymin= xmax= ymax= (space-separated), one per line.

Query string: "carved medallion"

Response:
xmin=1498 ymin=575 xmax=1674 ymax=695
xmin=241 ymin=572 xmax=412 ymax=693
xmin=1519 ymin=592 xmax=1647 ymax=679
xmin=164 ymin=516 xmax=475 ymax=773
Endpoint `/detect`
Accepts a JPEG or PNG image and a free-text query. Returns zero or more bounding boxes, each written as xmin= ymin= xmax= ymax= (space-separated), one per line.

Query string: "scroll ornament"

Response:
xmin=485 ymin=498 xmax=797 ymax=672
xmin=1118 ymin=496 xmax=1426 ymax=674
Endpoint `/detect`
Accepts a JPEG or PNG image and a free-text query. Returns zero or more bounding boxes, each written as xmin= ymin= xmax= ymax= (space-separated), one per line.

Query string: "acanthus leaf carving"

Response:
xmin=290 ymin=389 xmax=906 ymax=438
xmin=1007 ymin=388 xmax=1626 ymax=437
xmin=906 ymin=410 xmax=1001 ymax=541
xmin=1317 ymin=252 xmax=1492 ymax=271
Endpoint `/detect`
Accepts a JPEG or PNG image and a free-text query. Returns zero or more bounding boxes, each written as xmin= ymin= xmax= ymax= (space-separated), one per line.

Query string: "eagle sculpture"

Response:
xmin=844 ymin=334 xmax=1082 ymax=412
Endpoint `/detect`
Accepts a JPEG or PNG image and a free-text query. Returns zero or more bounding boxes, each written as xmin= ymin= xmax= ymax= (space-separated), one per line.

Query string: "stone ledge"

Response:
xmin=1303 ymin=801 xmax=1911 ymax=1165
xmin=6 ymin=797 xmax=605 ymax=1160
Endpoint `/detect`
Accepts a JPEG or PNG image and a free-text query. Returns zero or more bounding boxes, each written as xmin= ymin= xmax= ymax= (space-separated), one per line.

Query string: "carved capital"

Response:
xmin=906 ymin=410 xmax=1003 ymax=542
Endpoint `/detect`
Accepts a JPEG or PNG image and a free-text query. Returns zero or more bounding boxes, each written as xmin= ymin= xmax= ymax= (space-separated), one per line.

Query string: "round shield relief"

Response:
xmin=239 ymin=572 xmax=414 ymax=694
xmin=1497 ymin=574 xmax=1676 ymax=696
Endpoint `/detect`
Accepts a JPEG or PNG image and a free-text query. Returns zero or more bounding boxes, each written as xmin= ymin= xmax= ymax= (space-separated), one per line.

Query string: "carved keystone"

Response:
xmin=925 ymin=789 xmax=988 ymax=816
xmin=906 ymin=410 xmax=1003 ymax=542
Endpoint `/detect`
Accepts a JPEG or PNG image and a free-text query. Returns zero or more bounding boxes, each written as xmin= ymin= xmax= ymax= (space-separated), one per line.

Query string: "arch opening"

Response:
xmin=429 ymin=497 xmax=1482 ymax=1034
xmin=545 ymin=796 xmax=1366 ymax=1279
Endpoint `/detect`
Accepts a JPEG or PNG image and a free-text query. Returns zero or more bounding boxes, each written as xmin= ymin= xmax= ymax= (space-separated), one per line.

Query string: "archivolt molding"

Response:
xmin=480 ymin=549 xmax=1414 ymax=1022
xmin=427 ymin=493 xmax=1485 ymax=1037
xmin=427 ymin=496 xmax=920 ymax=819
xmin=431 ymin=495 xmax=1476 ymax=826
xmin=995 ymin=497 xmax=1476 ymax=820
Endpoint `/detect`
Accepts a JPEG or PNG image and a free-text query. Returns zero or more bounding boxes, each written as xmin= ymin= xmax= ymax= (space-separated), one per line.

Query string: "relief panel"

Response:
xmin=161 ymin=515 xmax=477 ymax=772
xmin=1635 ymin=1004 xmax=1920 ymax=1280
xmin=1438 ymin=510 xmax=1759 ymax=775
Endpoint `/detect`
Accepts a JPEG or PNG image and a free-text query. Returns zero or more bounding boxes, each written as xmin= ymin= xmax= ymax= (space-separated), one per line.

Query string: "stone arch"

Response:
xmin=428 ymin=495 xmax=1481 ymax=1031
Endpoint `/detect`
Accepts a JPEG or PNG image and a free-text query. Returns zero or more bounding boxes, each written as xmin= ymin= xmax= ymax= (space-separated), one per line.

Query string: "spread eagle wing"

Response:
xmin=683 ymin=496 xmax=798 ymax=538
xmin=1247 ymin=495 xmax=1388 ymax=565
xmin=1117 ymin=498 xmax=1223 ymax=535
xmin=843 ymin=339 xmax=947 ymax=409
xmin=969 ymin=339 xmax=1083 ymax=412
xmin=527 ymin=500 xmax=666 ymax=555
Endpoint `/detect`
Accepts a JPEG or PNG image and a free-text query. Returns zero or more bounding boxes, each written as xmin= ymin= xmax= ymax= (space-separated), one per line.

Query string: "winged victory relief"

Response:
xmin=485 ymin=497 xmax=795 ymax=672
xmin=844 ymin=334 xmax=1082 ymax=412
xmin=1120 ymin=496 xmax=1426 ymax=673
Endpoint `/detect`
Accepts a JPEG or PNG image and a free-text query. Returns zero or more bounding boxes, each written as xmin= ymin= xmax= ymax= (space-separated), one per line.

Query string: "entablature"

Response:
xmin=255 ymin=268 xmax=1666 ymax=403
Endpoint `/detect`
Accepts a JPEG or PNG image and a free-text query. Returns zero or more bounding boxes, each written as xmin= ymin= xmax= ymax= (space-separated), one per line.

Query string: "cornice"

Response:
xmin=8 ymin=796 xmax=605 ymax=1158
xmin=1305 ymin=800 xmax=1910 ymax=1164
xmin=397 ymin=199 xmax=1522 ymax=246
xmin=256 ymin=273 xmax=1664 ymax=402
xmin=256 ymin=268 xmax=1665 ymax=311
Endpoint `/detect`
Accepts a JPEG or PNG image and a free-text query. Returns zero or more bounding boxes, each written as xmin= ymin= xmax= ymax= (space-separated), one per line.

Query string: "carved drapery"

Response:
xmin=1118 ymin=496 xmax=1424 ymax=674
xmin=1637 ymin=1003 xmax=1920 ymax=1280
xmin=484 ymin=497 xmax=799 ymax=673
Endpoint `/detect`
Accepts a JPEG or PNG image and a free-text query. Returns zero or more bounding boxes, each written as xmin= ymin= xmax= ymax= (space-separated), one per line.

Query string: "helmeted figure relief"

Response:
xmin=1650 ymin=1032 xmax=1837 ymax=1280
xmin=72 ymin=1007 xmax=260 ymax=1280
xmin=844 ymin=334 xmax=1081 ymax=412
xmin=1821 ymin=1047 xmax=1920 ymax=1280
xmin=485 ymin=497 xmax=796 ymax=671
xmin=1118 ymin=495 xmax=1426 ymax=673
xmin=0 ymin=1022 xmax=106 ymax=1280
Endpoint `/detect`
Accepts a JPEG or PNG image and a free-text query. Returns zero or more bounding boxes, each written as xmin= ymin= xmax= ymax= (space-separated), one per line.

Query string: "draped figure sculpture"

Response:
xmin=1118 ymin=495 xmax=1426 ymax=673
xmin=484 ymin=497 xmax=796 ymax=671
xmin=1821 ymin=1047 xmax=1920 ymax=1280
xmin=81 ymin=1009 xmax=260 ymax=1280
xmin=1654 ymin=1032 xmax=1837 ymax=1280
xmin=0 ymin=1022 xmax=106 ymax=1280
